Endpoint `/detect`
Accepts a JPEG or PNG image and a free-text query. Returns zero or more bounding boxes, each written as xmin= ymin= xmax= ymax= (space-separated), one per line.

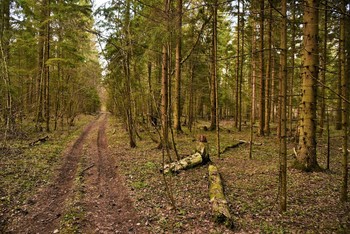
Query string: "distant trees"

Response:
xmin=0 ymin=0 xmax=101 ymax=139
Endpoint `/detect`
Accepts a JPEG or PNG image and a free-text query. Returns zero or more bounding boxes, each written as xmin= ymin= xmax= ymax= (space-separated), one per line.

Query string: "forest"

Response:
xmin=1 ymin=0 xmax=350 ymax=233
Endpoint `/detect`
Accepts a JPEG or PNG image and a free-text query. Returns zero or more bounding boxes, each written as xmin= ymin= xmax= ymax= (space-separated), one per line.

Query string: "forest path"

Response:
xmin=8 ymin=113 xmax=145 ymax=233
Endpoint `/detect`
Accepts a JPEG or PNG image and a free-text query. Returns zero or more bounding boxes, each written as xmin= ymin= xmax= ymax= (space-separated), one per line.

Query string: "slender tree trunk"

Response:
xmin=289 ymin=0 xmax=296 ymax=137
xmin=209 ymin=1 xmax=217 ymax=131
xmin=212 ymin=0 xmax=219 ymax=157
xmin=259 ymin=0 xmax=265 ymax=136
xmin=319 ymin=1 xmax=328 ymax=136
xmin=271 ymin=50 xmax=275 ymax=123
xmin=264 ymin=3 xmax=272 ymax=135
xmin=296 ymin=0 xmax=320 ymax=171
xmin=336 ymin=27 xmax=342 ymax=131
xmin=251 ymin=20 xmax=256 ymax=124
xmin=174 ymin=0 xmax=183 ymax=133
xmin=125 ymin=0 xmax=136 ymax=148
xmin=160 ymin=0 xmax=170 ymax=151
xmin=36 ymin=0 xmax=48 ymax=131
xmin=45 ymin=0 xmax=50 ymax=132
xmin=336 ymin=4 xmax=343 ymax=131
xmin=279 ymin=0 xmax=287 ymax=212
xmin=0 ymin=0 xmax=12 ymax=135
xmin=239 ymin=0 xmax=244 ymax=131
xmin=340 ymin=0 xmax=348 ymax=202
xmin=235 ymin=0 xmax=240 ymax=130
xmin=148 ymin=61 xmax=153 ymax=119
xmin=188 ymin=61 xmax=194 ymax=132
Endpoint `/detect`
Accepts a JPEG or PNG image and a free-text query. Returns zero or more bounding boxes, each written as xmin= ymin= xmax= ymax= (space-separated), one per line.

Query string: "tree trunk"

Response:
xmin=279 ymin=0 xmax=287 ymax=212
xmin=213 ymin=0 xmax=220 ymax=158
xmin=251 ymin=20 xmax=256 ymax=124
xmin=319 ymin=1 xmax=328 ymax=136
xmin=209 ymin=2 xmax=217 ymax=131
xmin=296 ymin=0 xmax=320 ymax=172
xmin=174 ymin=0 xmax=183 ymax=133
xmin=208 ymin=164 xmax=234 ymax=229
xmin=188 ymin=61 xmax=194 ymax=131
xmin=235 ymin=0 xmax=240 ymax=130
xmin=36 ymin=0 xmax=48 ymax=131
xmin=239 ymin=0 xmax=245 ymax=131
xmin=0 ymin=0 xmax=12 ymax=135
xmin=336 ymin=17 xmax=342 ymax=131
xmin=289 ymin=0 xmax=296 ymax=137
xmin=340 ymin=0 xmax=348 ymax=202
xmin=45 ymin=0 xmax=51 ymax=132
xmin=162 ymin=141 xmax=210 ymax=174
xmin=259 ymin=0 xmax=265 ymax=136
xmin=161 ymin=2 xmax=169 ymax=149
xmin=125 ymin=0 xmax=136 ymax=148
xmin=264 ymin=3 xmax=272 ymax=136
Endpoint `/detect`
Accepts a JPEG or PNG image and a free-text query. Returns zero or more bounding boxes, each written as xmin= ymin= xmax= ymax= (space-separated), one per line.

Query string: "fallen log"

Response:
xmin=29 ymin=136 xmax=49 ymax=147
xmin=220 ymin=140 xmax=246 ymax=154
xmin=208 ymin=164 xmax=234 ymax=228
xmin=234 ymin=139 xmax=262 ymax=146
xmin=161 ymin=136 xmax=210 ymax=174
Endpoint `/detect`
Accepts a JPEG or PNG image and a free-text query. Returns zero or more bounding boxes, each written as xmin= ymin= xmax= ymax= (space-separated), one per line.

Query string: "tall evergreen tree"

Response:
xmin=295 ymin=0 xmax=320 ymax=171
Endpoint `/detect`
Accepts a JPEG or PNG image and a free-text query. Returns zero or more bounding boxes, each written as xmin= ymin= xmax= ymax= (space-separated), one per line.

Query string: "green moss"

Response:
xmin=131 ymin=181 xmax=148 ymax=190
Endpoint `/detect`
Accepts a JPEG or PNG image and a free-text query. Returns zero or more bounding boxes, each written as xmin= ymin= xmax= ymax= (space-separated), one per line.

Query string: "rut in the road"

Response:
xmin=81 ymin=113 xmax=145 ymax=233
xmin=8 ymin=113 xmax=145 ymax=233
xmin=9 ymin=118 xmax=97 ymax=234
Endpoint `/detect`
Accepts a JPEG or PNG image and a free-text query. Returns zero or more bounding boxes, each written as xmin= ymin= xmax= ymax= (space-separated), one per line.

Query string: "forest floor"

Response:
xmin=1 ymin=113 xmax=350 ymax=233
xmin=1 ymin=113 xmax=144 ymax=233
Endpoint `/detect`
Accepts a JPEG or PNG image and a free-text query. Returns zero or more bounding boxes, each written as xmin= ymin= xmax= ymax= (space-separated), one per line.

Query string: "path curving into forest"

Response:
xmin=8 ymin=113 xmax=145 ymax=233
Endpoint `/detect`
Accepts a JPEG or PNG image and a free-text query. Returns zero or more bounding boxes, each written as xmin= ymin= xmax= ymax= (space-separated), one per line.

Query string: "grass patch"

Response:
xmin=131 ymin=181 xmax=148 ymax=190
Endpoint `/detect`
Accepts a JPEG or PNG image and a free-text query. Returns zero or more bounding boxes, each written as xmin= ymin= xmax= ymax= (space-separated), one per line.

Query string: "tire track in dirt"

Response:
xmin=81 ymin=113 xmax=145 ymax=233
xmin=7 ymin=113 xmax=145 ymax=233
xmin=8 ymin=116 xmax=98 ymax=233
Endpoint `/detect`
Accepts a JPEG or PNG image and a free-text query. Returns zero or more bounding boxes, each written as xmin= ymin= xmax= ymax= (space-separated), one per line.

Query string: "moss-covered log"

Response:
xmin=208 ymin=164 xmax=234 ymax=228
xmin=161 ymin=141 xmax=210 ymax=174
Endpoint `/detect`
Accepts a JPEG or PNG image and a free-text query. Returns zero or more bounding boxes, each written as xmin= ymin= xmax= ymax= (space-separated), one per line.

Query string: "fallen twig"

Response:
xmin=29 ymin=136 xmax=49 ymax=147
xmin=234 ymin=139 xmax=262 ymax=146
xmin=79 ymin=164 xmax=95 ymax=176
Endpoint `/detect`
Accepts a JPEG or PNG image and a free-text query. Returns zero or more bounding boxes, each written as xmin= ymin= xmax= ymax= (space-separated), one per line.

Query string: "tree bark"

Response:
xmin=264 ymin=2 xmax=272 ymax=136
xmin=296 ymin=0 xmax=320 ymax=171
xmin=0 ymin=0 xmax=12 ymax=135
xmin=319 ymin=1 xmax=328 ymax=136
xmin=340 ymin=0 xmax=348 ymax=202
xmin=36 ymin=0 xmax=49 ymax=131
xmin=162 ymin=142 xmax=210 ymax=174
xmin=239 ymin=0 xmax=244 ymax=132
xmin=289 ymin=0 xmax=296 ymax=137
xmin=336 ymin=11 xmax=342 ymax=131
xmin=161 ymin=0 xmax=169 ymax=149
xmin=259 ymin=0 xmax=265 ymax=136
xmin=209 ymin=1 xmax=217 ymax=131
xmin=174 ymin=0 xmax=183 ymax=133
xmin=45 ymin=0 xmax=51 ymax=132
xmin=208 ymin=164 xmax=234 ymax=229
xmin=279 ymin=0 xmax=287 ymax=212
xmin=125 ymin=0 xmax=136 ymax=148
xmin=235 ymin=0 xmax=240 ymax=130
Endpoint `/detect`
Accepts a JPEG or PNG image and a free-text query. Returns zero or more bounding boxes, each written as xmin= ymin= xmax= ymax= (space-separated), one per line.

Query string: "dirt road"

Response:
xmin=8 ymin=113 xmax=145 ymax=233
